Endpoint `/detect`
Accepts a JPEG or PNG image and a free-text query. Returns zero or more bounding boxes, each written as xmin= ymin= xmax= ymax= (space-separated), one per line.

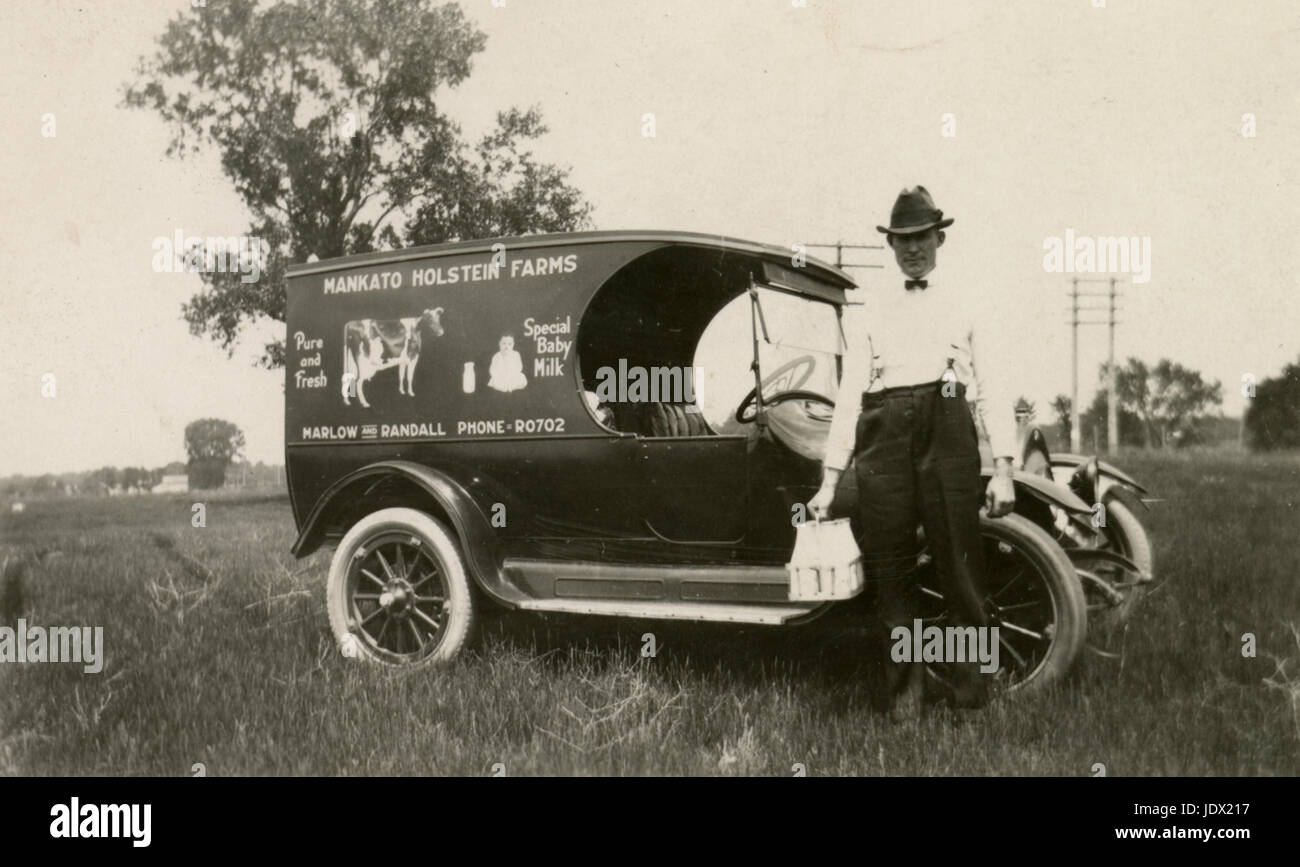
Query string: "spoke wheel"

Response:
xmin=350 ymin=533 xmax=450 ymax=662
xmin=918 ymin=512 xmax=1086 ymax=694
xmin=327 ymin=508 xmax=475 ymax=668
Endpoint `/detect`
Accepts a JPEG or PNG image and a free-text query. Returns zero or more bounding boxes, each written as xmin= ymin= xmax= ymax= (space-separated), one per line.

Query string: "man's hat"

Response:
xmin=876 ymin=185 xmax=954 ymax=235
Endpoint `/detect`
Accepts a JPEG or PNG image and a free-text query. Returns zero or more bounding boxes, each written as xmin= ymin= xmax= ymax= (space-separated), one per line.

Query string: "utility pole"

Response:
xmin=1071 ymin=278 xmax=1080 ymax=453
xmin=1107 ymin=277 xmax=1118 ymax=456
xmin=1067 ymin=277 xmax=1121 ymax=455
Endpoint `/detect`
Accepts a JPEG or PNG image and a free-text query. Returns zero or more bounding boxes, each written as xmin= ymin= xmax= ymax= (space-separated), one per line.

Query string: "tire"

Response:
xmin=326 ymin=507 xmax=475 ymax=668
xmin=919 ymin=512 xmax=1087 ymax=694
xmin=1104 ymin=497 xmax=1153 ymax=582
xmin=1084 ymin=497 xmax=1153 ymax=628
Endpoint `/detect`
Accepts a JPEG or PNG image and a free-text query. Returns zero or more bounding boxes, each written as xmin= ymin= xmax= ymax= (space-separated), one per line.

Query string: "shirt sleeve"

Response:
xmin=967 ymin=311 xmax=1019 ymax=462
xmin=823 ymin=308 xmax=871 ymax=472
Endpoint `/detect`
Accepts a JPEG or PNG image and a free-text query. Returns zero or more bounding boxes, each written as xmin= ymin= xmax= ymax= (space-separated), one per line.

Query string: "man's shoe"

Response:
xmin=931 ymin=661 xmax=994 ymax=710
xmin=888 ymin=663 xmax=926 ymax=722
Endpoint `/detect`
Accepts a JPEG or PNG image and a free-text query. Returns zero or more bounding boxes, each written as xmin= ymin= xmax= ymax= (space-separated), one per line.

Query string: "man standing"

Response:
xmin=807 ymin=186 xmax=1018 ymax=712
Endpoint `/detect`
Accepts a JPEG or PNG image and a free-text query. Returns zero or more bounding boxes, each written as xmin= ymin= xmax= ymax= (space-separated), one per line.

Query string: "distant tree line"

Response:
xmin=3 ymin=417 xmax=274 ymax=498
xmin=2 ymin=463 xmax=180 ymax=498
xmin=1 ymin=460 xmax=284 ymax=499
xmin=1050 ymin=356 xmax=1225 ymax=451
xmin=1048 ymin=355 xmax=1300 ymax=453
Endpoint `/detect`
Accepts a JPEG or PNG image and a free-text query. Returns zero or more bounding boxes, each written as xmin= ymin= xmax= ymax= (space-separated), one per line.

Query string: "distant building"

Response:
xmin=153 ymin=474 xmax=189 ymax=493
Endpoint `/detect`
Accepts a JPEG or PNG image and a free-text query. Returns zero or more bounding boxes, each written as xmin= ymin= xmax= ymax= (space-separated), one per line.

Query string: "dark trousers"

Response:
xmin=852 ymin=380 xmax=989 ymax=709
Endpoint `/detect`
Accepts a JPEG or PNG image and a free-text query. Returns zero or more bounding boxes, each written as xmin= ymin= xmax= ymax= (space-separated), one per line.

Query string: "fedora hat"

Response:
xmin=876 ymin=185 xmax=954 ymax=235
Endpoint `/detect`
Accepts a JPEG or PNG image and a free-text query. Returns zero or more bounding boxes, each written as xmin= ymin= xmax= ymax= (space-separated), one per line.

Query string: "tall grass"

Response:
xmin=1 ymin=454 xmax=1297 ymax=775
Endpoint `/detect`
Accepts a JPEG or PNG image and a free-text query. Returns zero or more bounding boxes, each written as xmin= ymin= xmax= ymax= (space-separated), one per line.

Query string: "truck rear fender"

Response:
xmin=290 ymin=460 xmax=521 ymax=607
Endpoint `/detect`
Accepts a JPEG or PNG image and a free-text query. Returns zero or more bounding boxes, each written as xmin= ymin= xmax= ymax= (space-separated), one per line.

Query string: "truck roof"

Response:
xmin=285 ymin=229 xmax=857 ymax=293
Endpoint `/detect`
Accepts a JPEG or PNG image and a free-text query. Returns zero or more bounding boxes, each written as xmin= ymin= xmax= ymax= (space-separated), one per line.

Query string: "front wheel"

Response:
xmin=1079 ymin=496 xmax=1153 ymax=629
xmin=326 ymin=507 xmax=475 ymax=668
xmin=918 ymin=512 xmax=1087 ymax=694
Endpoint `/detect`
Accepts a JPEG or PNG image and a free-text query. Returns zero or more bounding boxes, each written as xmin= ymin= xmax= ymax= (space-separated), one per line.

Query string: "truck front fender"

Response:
xmin=981 ymin=466 xmax=1091 ymax=516
xmin=1052 ymin=453 xmax=1150 ymax=499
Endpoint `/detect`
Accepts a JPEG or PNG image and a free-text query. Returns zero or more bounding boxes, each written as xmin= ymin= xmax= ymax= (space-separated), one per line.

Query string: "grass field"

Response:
xmin=2 ymin=452 xmax=1297 ymax=776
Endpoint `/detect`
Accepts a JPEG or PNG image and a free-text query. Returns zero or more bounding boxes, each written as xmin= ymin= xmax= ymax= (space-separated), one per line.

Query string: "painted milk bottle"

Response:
xmin=463 ymin=362 xmax=476 ymax=394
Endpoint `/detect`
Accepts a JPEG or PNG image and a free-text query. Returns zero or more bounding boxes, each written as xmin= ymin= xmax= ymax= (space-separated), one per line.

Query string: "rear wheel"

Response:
xmin=327 ymin=508 xmax=475 ymax=668
xmin=918 ymin=512 xmax=1087 ymax=694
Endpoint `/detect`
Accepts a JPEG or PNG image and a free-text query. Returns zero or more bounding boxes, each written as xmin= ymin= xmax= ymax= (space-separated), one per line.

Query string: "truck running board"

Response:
xmin=502 ymin=557 xmax=793 ymax=605
xmin=514 ymin=598 xmax=819 ymax=625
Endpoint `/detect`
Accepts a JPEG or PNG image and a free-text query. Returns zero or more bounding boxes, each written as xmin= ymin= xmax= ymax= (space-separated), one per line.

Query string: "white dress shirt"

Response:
xmin=823 ymin=277 xmax=1019 ymax=471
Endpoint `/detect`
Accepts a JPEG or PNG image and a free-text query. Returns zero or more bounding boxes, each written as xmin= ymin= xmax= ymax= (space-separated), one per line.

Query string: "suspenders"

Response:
xmin=942 ymin=356 xmax=957 ymax=387
xmin=865 ymin=355 xmax=957 ymax=394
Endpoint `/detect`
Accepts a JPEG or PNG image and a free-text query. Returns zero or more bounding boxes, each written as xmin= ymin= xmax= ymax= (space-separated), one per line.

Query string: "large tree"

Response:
xmin=1244 ymin=356 xmax=1300 ymax=451
xmin=125 ymin=0 xmax=593 ymax=368
xmin=184 ymin=419 xmax=246 ymax=489
xmin=1102 ymin=357 xmax=1223 ymax=448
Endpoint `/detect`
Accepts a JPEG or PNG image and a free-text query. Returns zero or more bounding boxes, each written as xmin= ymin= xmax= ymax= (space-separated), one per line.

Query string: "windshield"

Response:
xmin=692 ymin=287 xmax=843 ymax=432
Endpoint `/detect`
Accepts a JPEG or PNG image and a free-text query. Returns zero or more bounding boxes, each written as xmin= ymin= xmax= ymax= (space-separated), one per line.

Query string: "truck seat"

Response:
xmin=646 ymin=402 xmax=713 ymax=437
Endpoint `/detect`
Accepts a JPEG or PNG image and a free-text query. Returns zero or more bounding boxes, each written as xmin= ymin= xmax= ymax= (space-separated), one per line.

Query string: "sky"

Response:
xmin=1 ymin=0 xmax=1296 ymax=475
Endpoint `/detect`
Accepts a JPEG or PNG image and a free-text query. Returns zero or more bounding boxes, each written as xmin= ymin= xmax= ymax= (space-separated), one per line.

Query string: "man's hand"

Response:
xmin=807 ymin=466 xmax=843 ymax=520
xmin=985 ymin=457 xmax=1016 ymax=517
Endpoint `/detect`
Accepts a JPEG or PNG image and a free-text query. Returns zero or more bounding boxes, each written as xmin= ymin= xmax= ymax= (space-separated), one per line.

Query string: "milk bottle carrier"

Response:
xmin=786 ymin=517 xmax=865 ymax=601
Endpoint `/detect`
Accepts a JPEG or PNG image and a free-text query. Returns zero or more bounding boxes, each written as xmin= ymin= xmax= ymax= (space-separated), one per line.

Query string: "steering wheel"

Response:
xmin=735 ymin=388 xmax=836 ymax=424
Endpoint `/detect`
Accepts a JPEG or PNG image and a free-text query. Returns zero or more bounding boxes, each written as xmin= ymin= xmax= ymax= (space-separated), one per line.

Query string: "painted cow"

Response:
xmin=342 ymin=308 xmax=445 ymax=408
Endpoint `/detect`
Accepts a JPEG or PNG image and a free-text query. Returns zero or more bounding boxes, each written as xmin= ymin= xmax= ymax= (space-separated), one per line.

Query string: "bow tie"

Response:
xmin=904 ymin=279 xmax=928 ymax=291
